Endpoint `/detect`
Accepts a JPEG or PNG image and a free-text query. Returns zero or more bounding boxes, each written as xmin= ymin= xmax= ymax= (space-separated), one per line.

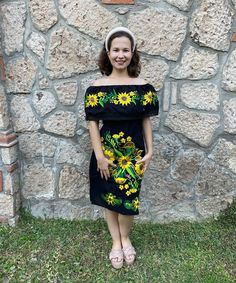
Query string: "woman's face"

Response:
xmin=107 ymin=36 xmax=133 ymax=72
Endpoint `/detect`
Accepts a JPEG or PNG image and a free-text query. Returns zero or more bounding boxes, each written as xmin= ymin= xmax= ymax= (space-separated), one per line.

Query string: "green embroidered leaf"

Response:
xmin=126 ymin=166 xmax=136 ymax=179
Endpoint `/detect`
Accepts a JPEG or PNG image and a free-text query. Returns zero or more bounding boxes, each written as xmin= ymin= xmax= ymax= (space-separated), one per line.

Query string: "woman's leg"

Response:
xmin=118 ymin=214 xmax=134 ymax=249
xmin=105 ymin=209 xmax=122 ymax=250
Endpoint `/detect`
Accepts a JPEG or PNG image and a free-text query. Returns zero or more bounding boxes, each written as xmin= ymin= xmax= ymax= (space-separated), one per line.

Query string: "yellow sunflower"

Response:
xmin=106 ymin=193 xmax=115 ymax=205
xmin=143 ymin=91 xmax=153 ymax=105
xmin=104 ymin=149 xmax=115 ymax=162
xmin=115 ymin=177 xmax=126 ymax=184
xmin=118 ymin=156 xmax=132 ymax=170
xmin=98 ymin=92 xmax=104 ymax=97
xmin=118 ymin=92 xmax=131 ymax=106
xmin=87 ymin=94 xmax=98 ymax=107
xmin=135 ymin=162 xmax=144 ymax=176
xmin=132 ymin=198 xmax=139 ymax=209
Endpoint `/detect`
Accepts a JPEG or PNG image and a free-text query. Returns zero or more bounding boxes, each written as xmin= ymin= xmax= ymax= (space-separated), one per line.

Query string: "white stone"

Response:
xmin=165 ymin=108 xmax=220 ymax=147
xmin=209 ymin=138 xmax=236 ymax=174
xmin=32 ymin=90 xmax=57 ymax=117
xmin=58 ymin=0 xmax=121 ymax=40
xmin=26 ymin=32 xmax=46 ymax=63
xmin=47 ymin=27 xmax=98 ymax=79
xmin=10 ymin=96 xmax=40 ymax=132
xmin=165 ymin=0 xmax=192 ymax=11
xmin=59 ymin=165 xmax=89 ymax=199
xmin=6 ymin=57 xmax=37 ymax=94
xmin=43 ymin=111 xmax=77 ymax=137
xmin=18 ymin=132 xmax=58 ymax=158
xmin=222 ymin=49 xmax=236 ymax=91
xmin=180 ymin=83 xmax=220 ymax=111
xmin=28 ymin=0 xmax=58 ymax=32
xmin=223 ymin=98 xmax=236 ymax=134
xmin=0 ymin=85 xmax=10 ymax=128
xmin=128 ymin=8 xmax=188 ymax=60
xmin=0 ymin=2 xmax=26 ymax=55
xmin=140 ymin=57 xmax=169 ymax=91
xmin=189 ymin=0 xmax=233 ymax=51
xmin=1 ymin=145 xmax=18 ymax=165
xmin=22 ymin=164 xmax=54 ymax=199
xmin=54 ymin=81 xmax=78 ymax=105
xmin=171 ymin=46 xmax=219 ymax=80
xmin=5 ymin=170 xmax=20 ymax=195
xmin=0 ymin=194 xmax=14 ymax=217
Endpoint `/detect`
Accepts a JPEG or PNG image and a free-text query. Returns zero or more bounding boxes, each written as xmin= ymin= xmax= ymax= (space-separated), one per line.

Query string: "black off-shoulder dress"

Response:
xmin=84 ymin=84 xmax=159 ymax=215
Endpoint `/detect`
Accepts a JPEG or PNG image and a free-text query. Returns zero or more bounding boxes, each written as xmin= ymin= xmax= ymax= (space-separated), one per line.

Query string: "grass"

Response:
xmin=0 ymin=202 xmax=236 ymax=283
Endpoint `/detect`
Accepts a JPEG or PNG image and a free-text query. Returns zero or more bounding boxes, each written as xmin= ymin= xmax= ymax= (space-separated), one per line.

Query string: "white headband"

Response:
xmin=105 ymin=27 xmax=136 ymax=52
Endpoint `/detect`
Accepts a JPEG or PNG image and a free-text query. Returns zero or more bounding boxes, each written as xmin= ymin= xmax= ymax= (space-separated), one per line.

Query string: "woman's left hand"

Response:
xmin=136 ymin=152 xmax=152 ymax=173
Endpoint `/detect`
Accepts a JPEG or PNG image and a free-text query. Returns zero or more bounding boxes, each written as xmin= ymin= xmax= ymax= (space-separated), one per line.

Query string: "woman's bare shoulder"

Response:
xmin=92 ymin=77 xmax=109 ymax=86
xmin=133 ymin=77 xmax=148 ymax=85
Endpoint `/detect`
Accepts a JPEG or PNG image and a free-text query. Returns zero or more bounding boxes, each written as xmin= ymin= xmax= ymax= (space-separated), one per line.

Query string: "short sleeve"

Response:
xmin=84 ymin=87 xmax=104 ymax=121
xmin=141 ymin=84 xmax=159 ymax=118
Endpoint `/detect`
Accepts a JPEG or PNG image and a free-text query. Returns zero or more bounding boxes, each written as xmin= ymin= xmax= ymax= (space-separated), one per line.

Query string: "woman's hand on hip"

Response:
xmin=97 ymin=156 xmax=116 ymax=180
xmin=136 ymin=153 xmax=152 ymax=173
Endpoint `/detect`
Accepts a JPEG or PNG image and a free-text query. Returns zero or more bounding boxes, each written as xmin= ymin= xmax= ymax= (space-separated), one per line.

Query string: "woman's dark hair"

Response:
xmin=98 ymin=31 xmax=141 ymax=78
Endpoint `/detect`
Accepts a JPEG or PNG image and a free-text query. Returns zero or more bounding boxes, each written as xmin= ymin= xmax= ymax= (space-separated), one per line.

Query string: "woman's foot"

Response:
xmin=109 ymin=249 xmax=123 ymax=269
xmin=121 ymin=237 xmax=136 ymax=265
xmin=122 ymin=246 xmax=136 ymax=265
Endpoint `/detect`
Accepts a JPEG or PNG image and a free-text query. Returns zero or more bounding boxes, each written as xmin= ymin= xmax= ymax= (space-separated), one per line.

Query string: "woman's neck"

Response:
xmin=109 ymin=69 xmax=129 ymax=79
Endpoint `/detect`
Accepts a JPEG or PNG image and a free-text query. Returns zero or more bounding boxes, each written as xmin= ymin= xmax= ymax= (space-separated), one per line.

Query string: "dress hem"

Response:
xmin=91 ymin=201 xmax=139 ymax=216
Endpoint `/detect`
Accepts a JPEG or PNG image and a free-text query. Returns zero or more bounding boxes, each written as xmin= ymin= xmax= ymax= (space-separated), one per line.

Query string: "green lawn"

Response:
xmin=0 ymin=202 xmax=235 ymax=283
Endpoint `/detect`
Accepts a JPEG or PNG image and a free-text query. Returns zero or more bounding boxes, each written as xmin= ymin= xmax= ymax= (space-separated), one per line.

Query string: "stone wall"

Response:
xmin=0 ymin=0 xmax=236 ymax=223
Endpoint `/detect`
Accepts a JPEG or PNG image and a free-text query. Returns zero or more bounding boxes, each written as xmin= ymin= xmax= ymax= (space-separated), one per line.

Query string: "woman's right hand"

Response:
xmin=97 ymin=156 xmax=116 ymax=180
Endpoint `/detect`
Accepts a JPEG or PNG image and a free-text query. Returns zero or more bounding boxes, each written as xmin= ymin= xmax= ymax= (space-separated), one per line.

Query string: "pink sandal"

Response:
xmin=122 ymin=246 xmax=136 ymax=265
xmin=109 ymin=249 xmax=124 ymax=269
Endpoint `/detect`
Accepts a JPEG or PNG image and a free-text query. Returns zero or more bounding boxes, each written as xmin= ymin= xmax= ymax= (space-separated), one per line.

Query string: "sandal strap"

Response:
xmin=109 ymin=249 xmax=123 ymax=261
xmin=123 ymin=246 xmax=136 ymax=257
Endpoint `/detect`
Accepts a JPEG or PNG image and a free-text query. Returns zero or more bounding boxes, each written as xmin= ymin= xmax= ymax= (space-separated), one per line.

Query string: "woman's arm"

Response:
xmin=137 ymin=117 xmax=153 ymax=172
xmin=88 ymin=121 xmax=115 ymax=180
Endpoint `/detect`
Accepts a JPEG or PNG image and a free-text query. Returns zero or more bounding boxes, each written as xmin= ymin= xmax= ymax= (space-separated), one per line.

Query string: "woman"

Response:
xmin=84 ymin=27 xmax=159 ymax=269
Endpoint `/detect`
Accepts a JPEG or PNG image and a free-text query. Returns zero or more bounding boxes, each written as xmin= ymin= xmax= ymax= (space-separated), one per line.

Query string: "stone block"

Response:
xmin=223 ymin=98 xmax=236 ymax=134
xmin=26 ymin=32 xmax=46 ymax=63
xmin=222 ymin=49 xmax=236 ymax=91
xmin=54 ymin=81 xmax=78 ymax=105
xmin=1 ymin=145 xmax=18 ymax=165
xmin=32 ymin=90 xmax=57 ymax=117
xmin=22 ymin=164 xmax=54 ymax=200
xmin=0 ymin=194 xmax=14 ymax=217
xmin=0 ymin=1 xmax=26 ymax=55
xmin=43 ymin=111 xmax=77 ymax=137
xmin=28 ymin=0 xmax=58 ymax=32
xmin=128 ymin=8 xmax=188 ymax=60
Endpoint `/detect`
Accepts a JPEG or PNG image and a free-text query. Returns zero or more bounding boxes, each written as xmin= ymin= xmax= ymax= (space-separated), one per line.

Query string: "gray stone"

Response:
xmin=55 ymin=140 xmax=86 ymax=168
xmin=0 ymin=2 xmax=26 ymax=55
xmin=22 ymin=164 xmax=54 ymax=199
xmin=209 ymin=138 xmax=236 ymax=174
xmin=59 ymin=165 xmax=89 ymax=199
xmin=171 ymin=149 xmax=205 ymax=183
xmin=222 ymin=49 xmax=236 ymax=91
xmin=43 ymin=111 xmax=77 ymax=137
xmin=0 ymin=85 xmax=10 ymax=129
xmin=28 ymin=0 xmax=58 ymax=32
xmin=32 ymin=90 xmax=57 ymax=117
xmin=195 ymin=160 xmax=236 ymax=197
xmin=1 ymin=145 xmax=18 ymax=165
xmin=140 ymin=57 xmax=169 ymax=91
xmin=165 ymin=0 xmax=192 ymax=11
xmin=58 ymin=0 xmax=121 ymax=40
xmin=196 ymin=196 xmax=234 ymax=218
xmin=165 ymin=108 xmax=220 ymax=147
xmin=47 ymin=27 xmax=98 ymax=79
xmin=54 ymin=81 xmax=78 ymax=105
xmin=180 ymin=83 xmax=220 ymax=111
xmin=150 ymin=133 xmax=182 ymax=172
xmin=18 ymin=132 xmax=58 ymax=158
xmin=6 ymin=57 xmax=37 ymax=94
xmin=144 ymin=172 xmax=193 ymax=213
xmin=29 ymin=201 xmax=93 ymax=220
xmin=190 ymin=0 xmax=233 ymax=51
xmin=80 ymin=73 xmax=103 ymax=95
xmin=128 ymin=8 xmax=188 ymax=60
xmin=5 ymin=170 xmax=20 ymax=195
xmin=223 ymin=98 xmax=236 ymax=134
xmin=10 ymin=96 xmax=40 ymax=132
xmin=38 ymin=73 xmax=49 ymax=89
xmin=0 ymin=194 xmax=14 ymax=217
xmin=26 ymin=32 xmax=46 ymax=63
xmin=171 ymin=46 xmax=219 ymax=80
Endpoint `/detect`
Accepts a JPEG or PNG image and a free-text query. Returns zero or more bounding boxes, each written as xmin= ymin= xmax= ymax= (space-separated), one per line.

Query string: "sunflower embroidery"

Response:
xmin=118 ymin=92 xmax=132 ymax=106
xmin=103 ymin=193 xmax=122 ymax=206
xmin=86 ymin=94 xmax=98 ymax=107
